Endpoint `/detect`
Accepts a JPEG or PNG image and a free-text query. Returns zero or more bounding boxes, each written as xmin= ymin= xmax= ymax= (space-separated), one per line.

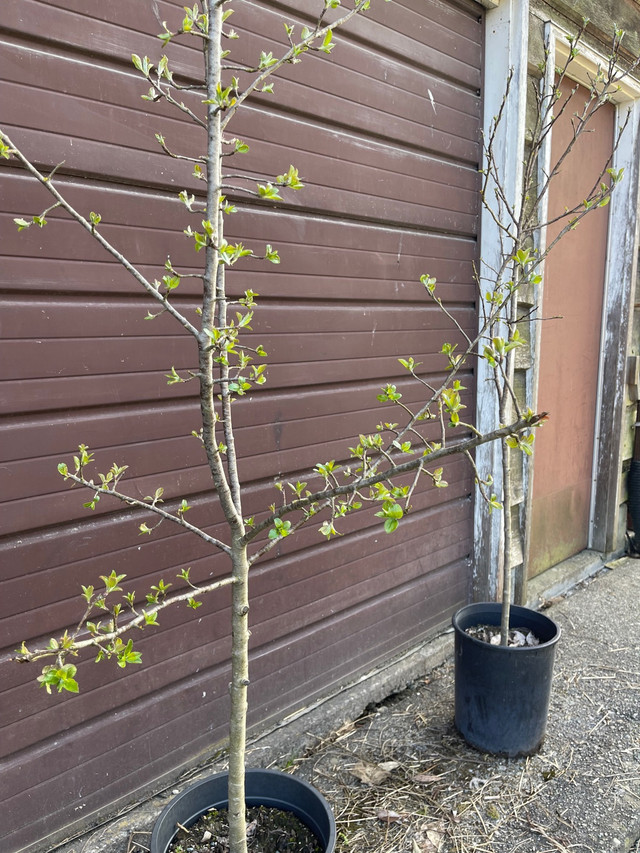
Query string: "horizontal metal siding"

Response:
xmin=0 ymin=0 xmax=483 ymax=850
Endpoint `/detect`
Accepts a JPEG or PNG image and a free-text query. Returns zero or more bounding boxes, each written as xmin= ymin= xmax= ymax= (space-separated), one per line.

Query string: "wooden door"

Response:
xmin=528 ymin=78 xmax=615 ymax=577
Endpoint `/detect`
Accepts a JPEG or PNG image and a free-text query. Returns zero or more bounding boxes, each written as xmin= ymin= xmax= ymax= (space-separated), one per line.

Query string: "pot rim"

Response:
xmin=150 ymin=767 xmax=336 ymax=853
xmin=452 ymin=601 xmax=561 ymax=650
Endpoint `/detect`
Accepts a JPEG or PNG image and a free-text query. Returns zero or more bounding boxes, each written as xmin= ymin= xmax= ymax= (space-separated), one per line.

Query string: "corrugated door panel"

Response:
xmin=0 ymin=0 xmax=484 ymax=850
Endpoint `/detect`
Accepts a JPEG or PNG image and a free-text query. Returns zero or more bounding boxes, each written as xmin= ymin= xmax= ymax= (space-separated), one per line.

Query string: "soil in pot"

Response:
xmin=151 ymin=769 xmax=335 ymax=853
xmin=168 ymin=805 xmax=323 ymax=853
xmin=464 ymin=624 xmax=540 ymax=646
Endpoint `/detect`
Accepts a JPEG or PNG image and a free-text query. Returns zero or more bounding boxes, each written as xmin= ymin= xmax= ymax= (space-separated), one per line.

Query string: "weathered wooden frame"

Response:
xmin=473 ymin=0 xmax=530 ymax=600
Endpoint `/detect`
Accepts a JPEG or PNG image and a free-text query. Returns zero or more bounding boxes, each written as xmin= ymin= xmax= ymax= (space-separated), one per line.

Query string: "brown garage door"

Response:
xmin=0 ymin=1 xmax=484 ymax=850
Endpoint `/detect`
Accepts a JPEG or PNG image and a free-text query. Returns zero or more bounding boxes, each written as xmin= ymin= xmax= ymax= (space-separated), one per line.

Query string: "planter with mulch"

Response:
xmin=150 ymin=768 xmax=336 ymax=853
xmin=452 ymin=602 xmax=561 ymax=757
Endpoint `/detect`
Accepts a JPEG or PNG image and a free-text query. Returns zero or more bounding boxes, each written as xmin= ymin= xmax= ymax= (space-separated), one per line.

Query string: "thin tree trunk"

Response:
xmin=227 ymin=536 xmax=250 ymax=853
xmin=500 ymin=287 xmax=519 ymax=646
xmin=500 ymin=441 xmax=513 ymax=645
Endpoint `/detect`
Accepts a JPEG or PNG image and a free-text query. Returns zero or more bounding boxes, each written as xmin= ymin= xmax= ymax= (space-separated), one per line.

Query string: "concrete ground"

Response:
xmin=54 ymin=557 xmax=639 ymax=853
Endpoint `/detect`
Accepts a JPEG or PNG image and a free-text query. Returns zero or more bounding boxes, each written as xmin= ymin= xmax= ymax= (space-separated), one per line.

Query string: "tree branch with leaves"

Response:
xmin=1 ymin=1 xmax=556 ymax=850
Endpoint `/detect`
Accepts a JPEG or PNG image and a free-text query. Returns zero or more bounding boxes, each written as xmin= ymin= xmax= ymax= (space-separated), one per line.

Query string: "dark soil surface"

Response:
xmin=167 ymin=806 xmax=322 ymax=853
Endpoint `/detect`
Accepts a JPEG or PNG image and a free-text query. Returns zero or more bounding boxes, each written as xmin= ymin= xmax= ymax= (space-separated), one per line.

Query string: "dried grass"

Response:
xmin=290 ymin=662 xmax=637 ymax=853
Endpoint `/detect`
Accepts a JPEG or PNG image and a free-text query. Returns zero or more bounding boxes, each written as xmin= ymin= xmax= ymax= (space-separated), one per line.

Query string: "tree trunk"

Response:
xmin=500 ymin=441 xmax=513 ymax=645
xmin=227 ymin=537 xmax=250 ymax=853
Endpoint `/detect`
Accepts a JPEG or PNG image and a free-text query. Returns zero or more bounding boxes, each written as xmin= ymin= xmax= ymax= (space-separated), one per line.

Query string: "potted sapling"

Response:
xmin=450 ymin=25 xmax=636 ymax=756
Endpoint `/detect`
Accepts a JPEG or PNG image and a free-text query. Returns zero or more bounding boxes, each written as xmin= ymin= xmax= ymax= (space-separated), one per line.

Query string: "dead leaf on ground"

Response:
xmin=411 ymin=822 xmax=445 ymax=852
xmin=412 ymin=838 xmax=439 ymax=853
xmin=351 ymin=760 xmax=398 ymax=785
xmin=426 ymin=827 xmax=445 ymax=849
xmin=413 ymin=773 xmax=443 ymax=784
xmin=377 ymin=808 xmax=403 ymax=822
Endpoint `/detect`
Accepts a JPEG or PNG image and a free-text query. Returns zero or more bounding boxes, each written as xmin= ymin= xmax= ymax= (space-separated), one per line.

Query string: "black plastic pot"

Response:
xmin=452 ymin=602 xmax=561 ymax=757
xmin=150 ymin=768 xmax=336 ymax=853
xmin=627 ymin=459 xmax=640 ymax=541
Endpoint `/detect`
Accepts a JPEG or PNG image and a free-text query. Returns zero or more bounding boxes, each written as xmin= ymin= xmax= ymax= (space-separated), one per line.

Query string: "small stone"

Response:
xmin=512 ymin=630 xmax=526 ymax=646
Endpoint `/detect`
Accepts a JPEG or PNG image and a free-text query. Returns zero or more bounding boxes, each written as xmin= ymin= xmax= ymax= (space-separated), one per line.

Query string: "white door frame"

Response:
xmin=473 ymin=0 xmax=529 ymax=600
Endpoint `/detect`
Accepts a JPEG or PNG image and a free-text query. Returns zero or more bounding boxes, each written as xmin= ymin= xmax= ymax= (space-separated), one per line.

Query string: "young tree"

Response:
xmin=473 ymin=21 xmax=636 ymax=644
xmin=1 ymin=2 xmax=545 ymax=850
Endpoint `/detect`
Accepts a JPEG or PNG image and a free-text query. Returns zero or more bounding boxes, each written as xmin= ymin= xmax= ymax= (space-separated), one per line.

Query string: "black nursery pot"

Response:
xmin=150 ymin=768 xmax=336 ymax=853
xmin=627 ymin=459 xmax=640 ymax=540
xmin=452 ymin=602 xmax=561 ymax=757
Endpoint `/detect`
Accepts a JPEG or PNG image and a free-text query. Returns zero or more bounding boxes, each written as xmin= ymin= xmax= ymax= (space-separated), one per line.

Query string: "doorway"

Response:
xmin=528 ymin=77 xmax=615 ymax=577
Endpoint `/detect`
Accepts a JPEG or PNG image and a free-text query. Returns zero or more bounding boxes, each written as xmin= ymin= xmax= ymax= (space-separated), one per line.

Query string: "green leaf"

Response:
xmin=162 ymin=274 xmax=181 ymax=292
xmin=319 ymin=519 xmax=338 ymax=538
xmin=257 ymin=183 xmax=283 ymax=201
xmin=513 ymin=247 xmax=533 ymax=267
xmin=265 ymin=244 xmax=280 ymax=263
xmin=0 ymin=138 xmax=15 ymax=159
xmin=377 ymin=384 xmax=402 ymax=403
xmin=37 ymin=664 xmax=79 ymax=694
xmin=157 ymin=22 xmax=174 ymax=45
xmin=420 ymin=274 xmax=437 ymax=293
xmin=276 ymin=165 xmax=304 ymax=190
xmin=387 ymin=503 xmax=403 ymax=519
xmin=320 ymin=28 xmax=335 ymax=54
xmin=268 ymin=518 xmax=292 ymax=540
xmin=131 ymin=54 xmax=152 ymax=76
xmin=81 ymin=584 xmax=94 ymax=603
xmin=165 ymin=366 xmax=183 ymax=385
xmin=102 ymin=571 xmax=126 ymax=592
xmin=115 ymin=639 xmax=142 ymax=668
xmin=258 ymin=51 xmax=278 ymax=70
